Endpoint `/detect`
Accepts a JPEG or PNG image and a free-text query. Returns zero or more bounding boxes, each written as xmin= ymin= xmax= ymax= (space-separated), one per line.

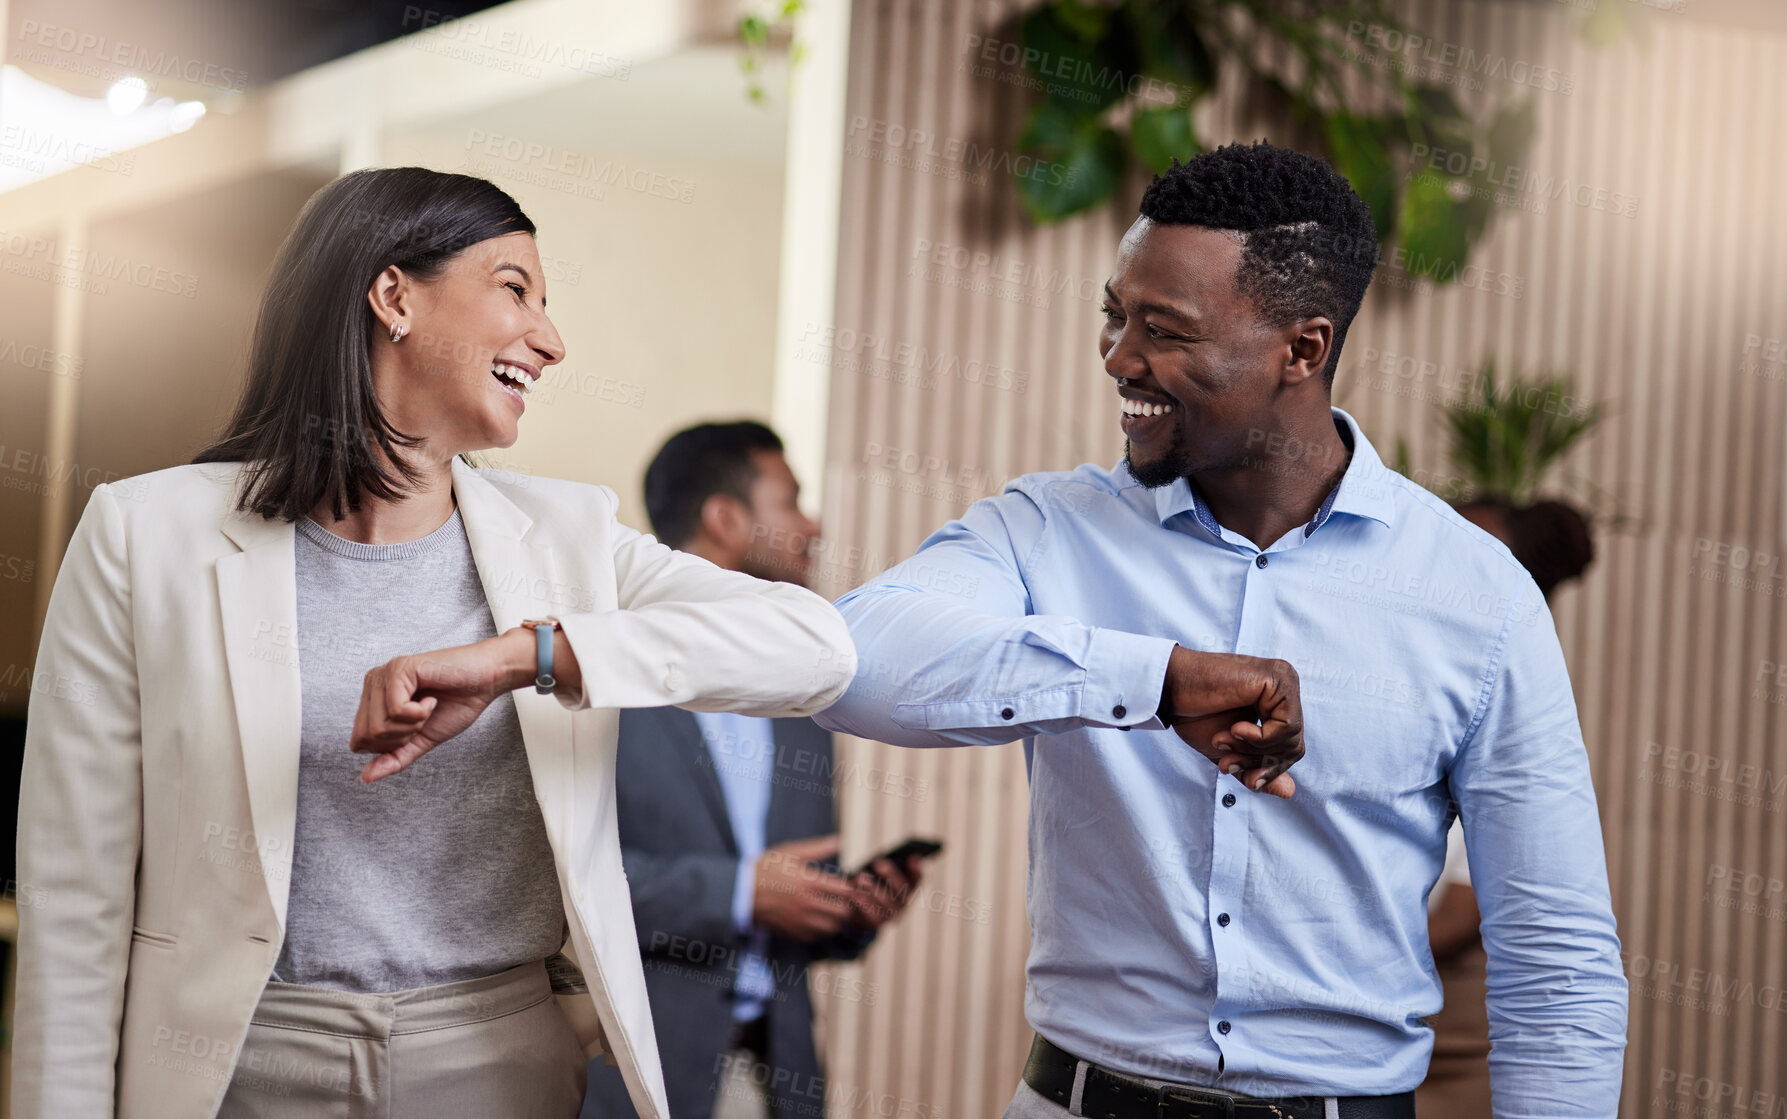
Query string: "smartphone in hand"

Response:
xmin=850 ymin=837 xmax=943 ymax=883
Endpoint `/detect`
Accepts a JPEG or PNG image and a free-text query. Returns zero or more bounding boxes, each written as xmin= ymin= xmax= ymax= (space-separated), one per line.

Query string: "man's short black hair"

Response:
xmin=1138 ymin=140 xmax=1379 ymax=386
xmin=643 ymin=420 xmax=784 ymax=547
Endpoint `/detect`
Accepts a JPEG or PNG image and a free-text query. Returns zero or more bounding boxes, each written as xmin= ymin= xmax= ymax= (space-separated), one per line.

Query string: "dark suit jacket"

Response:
xmin=582 ymin=708 xmax=872 ymax=1119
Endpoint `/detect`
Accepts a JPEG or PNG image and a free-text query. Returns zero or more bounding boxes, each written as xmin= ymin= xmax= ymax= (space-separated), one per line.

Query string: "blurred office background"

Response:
xmin=0 ymin=0 xmax=1783 ymax=1116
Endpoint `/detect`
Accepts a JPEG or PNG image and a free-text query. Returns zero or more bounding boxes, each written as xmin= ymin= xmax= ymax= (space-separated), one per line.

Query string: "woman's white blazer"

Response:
xmin=13 ymin=457 xmax=857 ymax=1119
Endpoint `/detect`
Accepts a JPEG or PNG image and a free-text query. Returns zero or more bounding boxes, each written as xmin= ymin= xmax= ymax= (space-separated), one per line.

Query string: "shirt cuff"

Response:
xmin=732 ymin=854 xmax=759 ymax=934
xmin=549 ymin=615 xmax=606 ymax=711
xmin=889 ymin=628 xmax=1179 ymax=733
xmin=1079 ymin=629 xmax=1177 ymax=729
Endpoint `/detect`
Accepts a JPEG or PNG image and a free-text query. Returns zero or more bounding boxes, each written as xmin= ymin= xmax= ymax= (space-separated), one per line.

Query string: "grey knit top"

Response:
xmin=271 ymin=509 xmax=565 ymax=992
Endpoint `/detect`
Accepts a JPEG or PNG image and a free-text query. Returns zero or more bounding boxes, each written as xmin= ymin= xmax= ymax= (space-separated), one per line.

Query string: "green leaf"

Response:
xmin=1324 ymin=112 xmax=1396 ymax=239
xmin=1130 ymin=106 xmax=1200 ymax=173
xmin=1124 ymin=2 xmax=1217 ymax=103
xmin=1487 ymin=99 xmax=1538 ymax=173
xmin=1051 ymin=0 xmax=1110 ymax=42
xmin=1396 ymin=171 xmax=1471 ymax=282
xmin=1454 ymin=186 xmax=1495 ymax=244
xmin=1422 ymin=127 xmax=1474 ymax=172
xmin=1410 ymin=84 xmax=1465 ymax=122
xmin=1020 ymin=2 xmax=1137 ymax=114
xmin=1016 ymin=100 xmax=1126 ymax=222
xmin=1439 ymin=363 xmax=1604 ymax=501
xmin=1017 ymin=96 xmax=1079 ymax=152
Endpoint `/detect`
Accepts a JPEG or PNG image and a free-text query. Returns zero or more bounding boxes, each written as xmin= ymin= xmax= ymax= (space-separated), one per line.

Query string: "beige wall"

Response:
xmin=73 ymin=170 xmax=335 ymax=482
xmin=379 ymin=47 xmax=789 ymax=530
xmin=0 ymin=268 xmax=57 ymax=708
xmin=0 ymin=42 xmax=789 ymax=712
xmin=814 ymin=2 xmax=1787 ymax=1117
xmin=0 ymin=167 xmax=331 ymax=712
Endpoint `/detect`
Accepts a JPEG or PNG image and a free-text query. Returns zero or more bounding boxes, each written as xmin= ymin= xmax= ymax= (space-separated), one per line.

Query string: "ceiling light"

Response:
xmin=170 ymin=101 xmax=207 ymax=132
xmin=106 ymin=76 xmax=148 ymax=115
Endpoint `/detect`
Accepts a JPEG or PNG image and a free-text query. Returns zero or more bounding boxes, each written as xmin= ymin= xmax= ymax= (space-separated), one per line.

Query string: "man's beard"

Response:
xmin=1124 ymin=426 xmax=1194 ymax=489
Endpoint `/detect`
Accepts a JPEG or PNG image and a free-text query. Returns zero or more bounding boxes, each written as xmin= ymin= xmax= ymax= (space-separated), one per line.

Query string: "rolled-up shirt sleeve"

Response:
xmin=1450 ymin=588 xmax=1628 ymax=1116
xmin=816 ymin=487 xmax=1176 ymax=747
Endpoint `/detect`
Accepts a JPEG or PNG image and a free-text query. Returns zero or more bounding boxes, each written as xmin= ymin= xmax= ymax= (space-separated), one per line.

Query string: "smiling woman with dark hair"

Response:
xmin=13 ymin=167 xmax=855 ymax=1119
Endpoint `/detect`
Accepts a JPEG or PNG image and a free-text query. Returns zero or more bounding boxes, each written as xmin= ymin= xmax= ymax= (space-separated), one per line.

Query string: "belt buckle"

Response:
xmin=1155 ymin=1083 xmax=1235 ymax=1119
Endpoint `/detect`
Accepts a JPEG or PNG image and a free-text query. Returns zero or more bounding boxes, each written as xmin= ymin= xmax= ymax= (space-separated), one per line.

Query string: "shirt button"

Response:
xmin=1112 ymin=705 xmax=1126 ymax=719
xmin=1222 ymin=793 xmax=1236 ymax=807
xmin=1217 ymin=913 xmax=1230 ymax=927
xmin=1001 ymin=707 xmax=1015 ymax=720
xmin=1218 ymin=1020 xmax=1232 ymax=1035
xmin=1255 ymin=554 xmax=1268 ymax=568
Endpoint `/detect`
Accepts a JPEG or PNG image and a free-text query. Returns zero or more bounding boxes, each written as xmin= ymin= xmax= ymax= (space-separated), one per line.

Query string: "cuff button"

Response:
xmin=1112 ymin=705 xmax=1126 ymax=719
xmin=1000 ymin=707 xmax=1015 ymax=720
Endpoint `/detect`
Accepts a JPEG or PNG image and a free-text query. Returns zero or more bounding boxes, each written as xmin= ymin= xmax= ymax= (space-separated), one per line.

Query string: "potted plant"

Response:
xmin=1399 ymin=361 xmax=1606 ymax=599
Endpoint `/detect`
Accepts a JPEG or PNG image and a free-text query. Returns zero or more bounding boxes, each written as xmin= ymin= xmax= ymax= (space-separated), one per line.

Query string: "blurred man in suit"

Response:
xmin=583 ymin=421 xmax=925 ymax=1119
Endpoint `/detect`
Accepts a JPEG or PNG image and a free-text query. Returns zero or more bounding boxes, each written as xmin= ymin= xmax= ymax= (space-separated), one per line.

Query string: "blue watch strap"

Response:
xmin=533 ymin=621 xmax=556 ymax=695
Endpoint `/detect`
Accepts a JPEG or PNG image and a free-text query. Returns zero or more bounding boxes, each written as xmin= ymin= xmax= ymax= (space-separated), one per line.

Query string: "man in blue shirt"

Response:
xmin=815 ymin=142 xmax=1626 ymax=1118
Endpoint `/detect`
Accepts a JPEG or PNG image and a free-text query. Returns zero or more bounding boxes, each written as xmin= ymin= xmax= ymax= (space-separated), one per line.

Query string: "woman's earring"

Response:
xmin=390 ymin=322 xmax=407 ymax=343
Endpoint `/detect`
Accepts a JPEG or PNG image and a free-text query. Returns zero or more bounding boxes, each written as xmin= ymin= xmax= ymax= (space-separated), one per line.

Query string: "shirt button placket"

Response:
xmin=1210 ymin=545 xmax=1272 ymax=1058
xmin=1208 ymin=766 xmax=1247 ymax=1058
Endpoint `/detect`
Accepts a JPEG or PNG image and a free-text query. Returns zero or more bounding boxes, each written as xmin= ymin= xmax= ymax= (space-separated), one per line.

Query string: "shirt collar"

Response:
xmin=1149 ymin=407 xmax=1397 ymax=538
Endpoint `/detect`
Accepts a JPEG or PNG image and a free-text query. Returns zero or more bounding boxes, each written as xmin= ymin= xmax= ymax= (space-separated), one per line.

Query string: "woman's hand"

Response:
xmin=349 ymin=627 xmax=577 ymax=782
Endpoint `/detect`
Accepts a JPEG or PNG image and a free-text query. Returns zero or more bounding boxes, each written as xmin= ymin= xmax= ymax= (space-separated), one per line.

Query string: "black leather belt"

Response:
xmin=1022 ymin=1035 xmax=1415 ymax=1119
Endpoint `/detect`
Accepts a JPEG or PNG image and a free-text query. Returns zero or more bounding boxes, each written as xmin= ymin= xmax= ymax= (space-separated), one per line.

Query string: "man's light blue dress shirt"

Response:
xmin=691 ymin=710 xmax=779 ymax=1022
xmin=815 ymin=409 xmax=1626 ymax=1113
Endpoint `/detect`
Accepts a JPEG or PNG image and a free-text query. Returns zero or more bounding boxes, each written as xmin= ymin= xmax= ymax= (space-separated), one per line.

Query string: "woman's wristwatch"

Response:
xmin=519 ymin=618 xmax=562 ymax=694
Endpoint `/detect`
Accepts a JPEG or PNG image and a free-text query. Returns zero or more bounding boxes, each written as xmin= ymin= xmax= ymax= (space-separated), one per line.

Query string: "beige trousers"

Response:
xmin=215 ymin=960 xmax=587 ymax=1119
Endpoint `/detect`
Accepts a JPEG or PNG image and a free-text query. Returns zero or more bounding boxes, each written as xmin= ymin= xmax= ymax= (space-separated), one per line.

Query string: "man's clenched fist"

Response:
xmin=1160 ymin=646 xmax=1305 ymax=798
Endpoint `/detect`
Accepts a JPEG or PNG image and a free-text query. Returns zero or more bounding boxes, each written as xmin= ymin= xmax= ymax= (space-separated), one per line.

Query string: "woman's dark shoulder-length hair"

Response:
xmin=193 ymin=166 xmax=535 ymax=522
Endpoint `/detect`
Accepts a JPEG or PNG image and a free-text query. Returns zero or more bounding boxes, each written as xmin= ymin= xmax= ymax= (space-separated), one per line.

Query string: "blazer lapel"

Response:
xmin=766 ymin=719 xmax=818 ymax=847
xmin=216 ymin=508 xmax=301 ymax=931
xmin=662 ymin=709 xmax=736 ymax=854
xmin=452 ymin=457 xmax=575 ymax=838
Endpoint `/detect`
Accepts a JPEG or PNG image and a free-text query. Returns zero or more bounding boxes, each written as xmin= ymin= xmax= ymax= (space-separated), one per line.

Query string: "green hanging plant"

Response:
xmin=737 ymin=0 xmax=806 ymax=104
xmin=1001 ymin=0 xmax=1541 ymax=285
